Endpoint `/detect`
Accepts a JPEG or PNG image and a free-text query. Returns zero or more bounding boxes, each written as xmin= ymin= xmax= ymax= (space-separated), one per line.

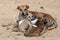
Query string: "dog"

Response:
xmin=17 ymin=5 xmax=57 ymax=37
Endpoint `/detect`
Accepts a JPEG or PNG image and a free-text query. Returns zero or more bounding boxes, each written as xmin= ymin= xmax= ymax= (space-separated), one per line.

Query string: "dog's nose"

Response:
xmin=22 ymin=12 xmax=24 ymax=16
xmin=31 ymin=19 xmax=34 ymax=20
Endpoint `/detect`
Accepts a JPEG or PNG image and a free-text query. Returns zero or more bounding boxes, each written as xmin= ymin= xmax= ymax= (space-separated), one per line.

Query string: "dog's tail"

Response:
xmin=2 ymin=23 xmax=11 ymax=27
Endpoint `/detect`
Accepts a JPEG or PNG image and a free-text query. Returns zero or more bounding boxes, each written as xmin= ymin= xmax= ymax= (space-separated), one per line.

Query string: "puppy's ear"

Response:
xmin=26 ymin=5 xmax=29 ymax=9
xmin=17 ymin=6 xmax=20 ymax=10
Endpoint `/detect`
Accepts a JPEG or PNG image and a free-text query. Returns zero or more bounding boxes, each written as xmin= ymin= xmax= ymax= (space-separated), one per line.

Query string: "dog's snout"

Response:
xmin=22 ymin=12 xmax=25 ymax=16
xmin=31 ymin=19 xmax=34 ymax=21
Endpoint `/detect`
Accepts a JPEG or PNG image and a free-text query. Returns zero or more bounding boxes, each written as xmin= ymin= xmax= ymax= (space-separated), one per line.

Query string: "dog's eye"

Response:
xmin=24 ymin=9 xmax=27 ymax=10
xmin=19 ymin=9 xmax=22 ymax=11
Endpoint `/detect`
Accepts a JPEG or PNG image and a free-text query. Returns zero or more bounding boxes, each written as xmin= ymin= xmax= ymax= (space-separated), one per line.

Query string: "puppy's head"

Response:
xmin=17 ymin=5 xmax=29 ymax=16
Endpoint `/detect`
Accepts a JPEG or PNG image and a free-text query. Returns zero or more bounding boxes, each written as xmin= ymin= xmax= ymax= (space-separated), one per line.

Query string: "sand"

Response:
xmin=0 ymin=0 xmax=60 ymax=40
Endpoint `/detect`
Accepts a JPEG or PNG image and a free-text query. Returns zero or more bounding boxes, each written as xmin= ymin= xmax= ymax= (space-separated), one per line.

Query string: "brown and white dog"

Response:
xmin=17 ymin=5 xmax=57 ymax=36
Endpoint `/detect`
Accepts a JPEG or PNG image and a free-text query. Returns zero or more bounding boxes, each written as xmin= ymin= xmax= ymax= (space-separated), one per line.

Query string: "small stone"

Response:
xmin=15 ymin=38 xmax=18 ymax=40
xmin=40 ymin=6 xmax=44 ymax=9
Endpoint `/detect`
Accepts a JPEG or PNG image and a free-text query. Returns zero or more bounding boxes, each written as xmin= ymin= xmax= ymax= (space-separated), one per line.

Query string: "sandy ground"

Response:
xmin=0 ymin=0 xmax=60 ymax=40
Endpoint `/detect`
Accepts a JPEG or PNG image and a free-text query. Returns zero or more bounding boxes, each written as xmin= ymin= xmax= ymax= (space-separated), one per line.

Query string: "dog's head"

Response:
xmin=17 ymin=5 xmax=29 ymax=16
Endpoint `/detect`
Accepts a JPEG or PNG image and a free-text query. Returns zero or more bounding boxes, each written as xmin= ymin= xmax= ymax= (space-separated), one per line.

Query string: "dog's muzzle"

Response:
xmin=22 ymin=13 xmax=25 ymax=16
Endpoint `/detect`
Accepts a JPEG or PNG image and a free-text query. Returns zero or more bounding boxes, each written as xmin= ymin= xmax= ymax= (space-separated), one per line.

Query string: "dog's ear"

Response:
xmin=26 ymin=5 xmax=29 ymax=9
xmin=17 ymin=6 xmax=20 ymax=10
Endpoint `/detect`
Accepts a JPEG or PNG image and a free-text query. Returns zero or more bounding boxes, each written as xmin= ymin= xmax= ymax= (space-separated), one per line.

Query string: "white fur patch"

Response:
xmin=31 ymin=19 xmax=38 ymax=25
xmin=19 ymin=20 xmax=24 ymax=25
xmin=32 ymin=25 xmax=37 ymax=27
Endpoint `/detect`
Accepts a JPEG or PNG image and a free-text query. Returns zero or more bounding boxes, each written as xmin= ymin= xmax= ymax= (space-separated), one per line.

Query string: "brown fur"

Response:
xmin=17 ymin=5 xmax=57 ymax=37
